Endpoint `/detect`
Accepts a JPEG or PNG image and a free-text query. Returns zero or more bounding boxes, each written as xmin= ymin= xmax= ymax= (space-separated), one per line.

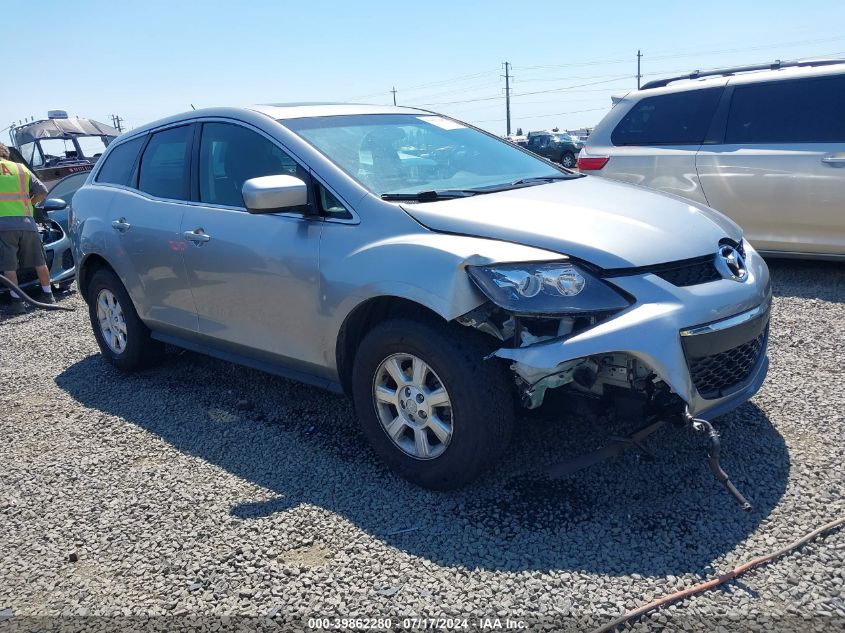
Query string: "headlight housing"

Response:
xmin=466 ymin=261 xmax=631 ymax=316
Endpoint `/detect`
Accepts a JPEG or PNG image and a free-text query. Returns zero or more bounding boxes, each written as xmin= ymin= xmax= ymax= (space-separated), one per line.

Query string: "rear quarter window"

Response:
xmin=96 ymin=136 xmax=145 ymax=186
xmin=725 ymin=74 xmax=845 ymax=144
xmin=611 ymin=87 xmax=722 ymax=146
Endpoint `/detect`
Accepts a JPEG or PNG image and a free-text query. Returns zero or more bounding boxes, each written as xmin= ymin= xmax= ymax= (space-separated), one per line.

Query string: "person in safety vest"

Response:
xmin=0 ymin=143 xmax=51 ymax=315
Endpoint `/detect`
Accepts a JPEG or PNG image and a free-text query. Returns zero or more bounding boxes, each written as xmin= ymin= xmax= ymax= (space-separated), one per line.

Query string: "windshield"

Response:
xmin=283 ymin=114 xmax=565 ymax=196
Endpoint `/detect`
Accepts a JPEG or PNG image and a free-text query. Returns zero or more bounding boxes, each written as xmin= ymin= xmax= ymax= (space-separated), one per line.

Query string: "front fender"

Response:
xmin=318 ymin=230 xmax=566 ymax=370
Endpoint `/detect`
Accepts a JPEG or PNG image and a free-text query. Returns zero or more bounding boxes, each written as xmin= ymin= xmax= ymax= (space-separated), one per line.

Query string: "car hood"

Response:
xmin=401 ymin=176 xmax=742 ymax=269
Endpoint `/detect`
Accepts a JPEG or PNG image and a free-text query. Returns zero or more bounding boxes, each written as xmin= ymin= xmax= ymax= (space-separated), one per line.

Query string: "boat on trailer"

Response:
xmin=8 ymin=110 xmax=120 ymax=187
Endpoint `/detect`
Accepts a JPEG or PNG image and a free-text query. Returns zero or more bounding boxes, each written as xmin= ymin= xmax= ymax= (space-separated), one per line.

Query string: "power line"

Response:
xmin=411 ymin=76 xmax=631 ymax=107
xmin=644 ymin=34 xmax=845 ymax=63
xmin=343 ymin=69 xmax=497 ymax=101
xmin=471 ymin=106 xmax=609 ymax=125
xmin=516 ymin=34 xmax=845 ymax=72
xmin=395 ymin=77 xmax=502 ymax=102
xmin=346 ymin=36 xmax=845 ymax=112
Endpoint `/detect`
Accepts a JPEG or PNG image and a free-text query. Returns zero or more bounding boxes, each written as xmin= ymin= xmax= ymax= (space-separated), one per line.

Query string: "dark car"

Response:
xmin=526 ymin=132 xmax=583 ymax=168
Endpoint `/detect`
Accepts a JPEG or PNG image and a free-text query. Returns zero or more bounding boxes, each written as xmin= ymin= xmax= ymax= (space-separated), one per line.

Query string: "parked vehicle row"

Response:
xmin=579 ymin=58 xmax=845 ymax=258
xmin=68 ymin=104 xmax=771 ymax=490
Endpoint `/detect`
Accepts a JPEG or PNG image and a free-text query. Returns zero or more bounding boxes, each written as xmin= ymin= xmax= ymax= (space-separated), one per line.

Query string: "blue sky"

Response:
xmin=4 ymin=0 xmax=845 ymax=138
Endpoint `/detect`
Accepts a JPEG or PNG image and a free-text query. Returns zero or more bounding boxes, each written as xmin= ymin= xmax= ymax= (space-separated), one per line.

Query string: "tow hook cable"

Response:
xmin=591 ymin=515 xmax=845 ymax=633
xmin=686 ymin=410 xmax=753 ymax=511
xmin=0 ymin=276 xmax=75 ymax=312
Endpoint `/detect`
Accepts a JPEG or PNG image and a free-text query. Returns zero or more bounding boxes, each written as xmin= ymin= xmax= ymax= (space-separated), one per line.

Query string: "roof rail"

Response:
xmin=639 ymin=58 xmax=845 ymax=90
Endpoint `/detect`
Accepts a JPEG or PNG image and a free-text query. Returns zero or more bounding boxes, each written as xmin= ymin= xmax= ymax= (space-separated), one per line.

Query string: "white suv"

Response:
xmin=579 ymin=59 xmax=845 ymax=258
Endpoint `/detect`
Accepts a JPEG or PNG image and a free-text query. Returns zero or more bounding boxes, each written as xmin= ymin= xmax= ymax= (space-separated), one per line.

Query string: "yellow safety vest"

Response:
xmin=0 ymin=159 xmax=33 ymax=219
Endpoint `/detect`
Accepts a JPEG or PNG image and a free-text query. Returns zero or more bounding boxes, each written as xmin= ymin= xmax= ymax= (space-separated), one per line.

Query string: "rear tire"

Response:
xmin=86 ymin=268 xmax=163 ymax=371
xmin=561 ymin=151 xmax=576 ymax=168
xmin=352 ymin=318 xmax=515 ymax=490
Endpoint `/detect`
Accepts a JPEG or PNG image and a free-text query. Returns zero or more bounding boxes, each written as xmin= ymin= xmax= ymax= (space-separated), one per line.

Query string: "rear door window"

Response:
xmin=138 ymin=126 xmax=193 ymax=200
xmin=725 ymin=74 xmax=845 ymax=144
xmin=96 ymin=136 xmax=145 ymax=187
xmin=612 ymin=88 xmax=722 ymax=146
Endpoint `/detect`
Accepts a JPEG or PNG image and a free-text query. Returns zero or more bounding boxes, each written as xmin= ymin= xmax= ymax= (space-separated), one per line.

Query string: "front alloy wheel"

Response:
xmin=373 ymin=353 xmax=454 ymax=459
xmin=351 ymin=317 xmax=515 ymax=489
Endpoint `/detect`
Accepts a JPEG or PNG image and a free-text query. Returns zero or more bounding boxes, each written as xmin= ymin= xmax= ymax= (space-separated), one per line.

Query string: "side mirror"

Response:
xmin=242 ymin=175 xmax=308 ymax=214
xmin=42 ymin=198 xmax=68 ymax=212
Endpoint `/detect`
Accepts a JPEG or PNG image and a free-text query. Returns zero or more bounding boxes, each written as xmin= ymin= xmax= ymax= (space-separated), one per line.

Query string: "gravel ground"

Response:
xmin=0 ymin=259 xmax=843 ymax=633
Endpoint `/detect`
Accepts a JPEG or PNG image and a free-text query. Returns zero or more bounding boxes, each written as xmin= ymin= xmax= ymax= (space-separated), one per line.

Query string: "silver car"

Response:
xmin=70 ymin=104 xmax=771 ymax=490
xmin=579 ymin=59 xmax=845 ymax=258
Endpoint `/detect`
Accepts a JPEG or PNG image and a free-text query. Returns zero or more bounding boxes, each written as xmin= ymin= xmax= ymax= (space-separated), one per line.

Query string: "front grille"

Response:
xmin=603 ymin=255 xmax=723 ymax=287
xmin=687 ymin=326 xmax=768 ymax=399
xmin=655 ymin=260 xmax=721 ymax=287
xmin=62 ymin=249 xmax=74 ymax=270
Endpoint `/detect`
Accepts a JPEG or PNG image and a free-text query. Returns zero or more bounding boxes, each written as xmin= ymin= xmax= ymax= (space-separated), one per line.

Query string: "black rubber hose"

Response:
xmin=695 ymin=417 xmax=753 ymax=511
xmin=0 ymin=275 xmax=75 ymax=311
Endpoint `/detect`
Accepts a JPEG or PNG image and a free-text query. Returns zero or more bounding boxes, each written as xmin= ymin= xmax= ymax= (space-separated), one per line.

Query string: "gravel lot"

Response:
xmin=1 ymin=259 xmax=843 ymax=632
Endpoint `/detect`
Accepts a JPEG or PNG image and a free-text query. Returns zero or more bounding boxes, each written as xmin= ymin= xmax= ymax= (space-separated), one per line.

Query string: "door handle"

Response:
xmin=183 ymin=228 xmax=211 ymax=244
xmin=111 ymin=218 xmax=131 ymax=232
xmin=821 ymin=155 xmax=845 ymax=167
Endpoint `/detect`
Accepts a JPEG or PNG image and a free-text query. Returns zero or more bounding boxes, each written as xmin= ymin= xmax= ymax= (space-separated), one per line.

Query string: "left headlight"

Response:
xmin=466 ymin=261 xmax=631 ymax=316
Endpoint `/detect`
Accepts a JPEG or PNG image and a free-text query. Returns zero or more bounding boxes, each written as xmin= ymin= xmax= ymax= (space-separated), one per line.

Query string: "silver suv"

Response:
xmin=579 ymin=59 xmax=845 ymax=258
xmin=69 ymin=104 xmax=771 ymax=489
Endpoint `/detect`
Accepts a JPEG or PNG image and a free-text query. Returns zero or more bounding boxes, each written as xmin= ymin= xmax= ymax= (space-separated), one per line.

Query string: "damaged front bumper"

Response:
xmin=494 ymin=244 xmax=771 ymax=418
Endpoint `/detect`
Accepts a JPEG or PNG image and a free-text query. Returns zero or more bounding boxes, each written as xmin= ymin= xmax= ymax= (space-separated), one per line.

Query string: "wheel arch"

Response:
xmin=77 ymin=253 xmax=116 ymax=301
xmin=335 ymin=295 xmax=449 ymax=396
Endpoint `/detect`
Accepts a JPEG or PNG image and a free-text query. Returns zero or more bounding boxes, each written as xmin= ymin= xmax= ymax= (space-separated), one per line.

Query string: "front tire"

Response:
xmin=560 ymin=151 xmax=576 ymax=168
xmin=86 ymin=268 xmax=163 ymax=371
xmin=352 ymin=318 xmax=515 ymax=490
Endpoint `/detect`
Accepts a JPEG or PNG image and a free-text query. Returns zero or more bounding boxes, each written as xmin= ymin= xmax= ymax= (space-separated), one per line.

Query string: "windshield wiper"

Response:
xmin=381 ymin=189 xmax=483 ymax=202
xmin=381 ymin=174 xmax=584 ymax=202
xmin=509 ymin=174 xmax=584 ymax=186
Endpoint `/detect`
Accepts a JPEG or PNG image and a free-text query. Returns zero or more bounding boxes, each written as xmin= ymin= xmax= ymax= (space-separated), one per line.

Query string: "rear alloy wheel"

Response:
xmin=86 ymin=268 xmax=163 ymax=371
xmin=96 ymin=289 xmax=128 ymax=354
xmin=561 ymin=151 xmax=576 ymax=168
xmin=352 ymin=318 xmax=515 ymax=490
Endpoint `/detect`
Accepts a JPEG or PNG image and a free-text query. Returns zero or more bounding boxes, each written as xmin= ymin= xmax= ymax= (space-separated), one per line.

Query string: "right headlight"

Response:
xmin=466 ymin=261 xmax=631 ymax=316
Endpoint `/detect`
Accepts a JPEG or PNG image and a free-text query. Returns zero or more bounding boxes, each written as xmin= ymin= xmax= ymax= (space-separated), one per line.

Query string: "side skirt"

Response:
xmin=150 ymin=331 xmax=344 ymax=394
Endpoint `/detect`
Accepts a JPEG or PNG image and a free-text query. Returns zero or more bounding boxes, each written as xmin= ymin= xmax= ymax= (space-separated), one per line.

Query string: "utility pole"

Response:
xmin=391 ymin=87 xmax=397 ymax=106
xmin=636 ymin=50 xmax=643 ymax=89
xmin=502 ymin=62 xmax=512 ymax=136
xmin=111 ymin=114 xmax=124 ymax=133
